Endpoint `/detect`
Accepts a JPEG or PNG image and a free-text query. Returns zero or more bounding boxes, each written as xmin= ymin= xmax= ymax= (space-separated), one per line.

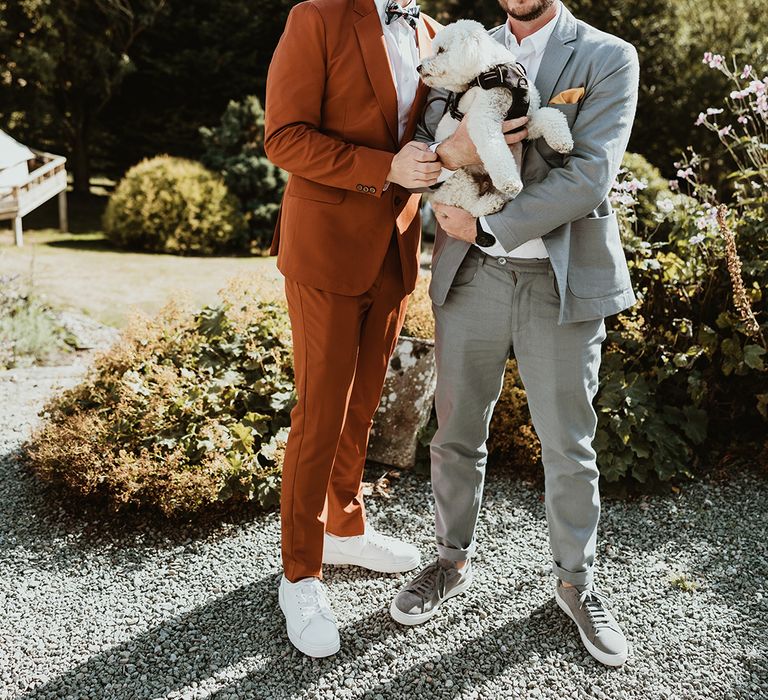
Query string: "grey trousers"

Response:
xmin=431 ymin=248 xmax=606 ymax=587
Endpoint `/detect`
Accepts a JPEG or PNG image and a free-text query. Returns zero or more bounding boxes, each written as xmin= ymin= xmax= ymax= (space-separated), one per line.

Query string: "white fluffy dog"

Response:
xmin=418 ymin=20 xmax=574 ymax=217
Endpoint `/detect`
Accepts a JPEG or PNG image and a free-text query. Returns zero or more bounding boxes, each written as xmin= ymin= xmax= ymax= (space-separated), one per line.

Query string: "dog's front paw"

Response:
xmin=549 ymin=135 xmax=574 ymax=154
xmin=498 ymin=178 xmax=523 ymax=197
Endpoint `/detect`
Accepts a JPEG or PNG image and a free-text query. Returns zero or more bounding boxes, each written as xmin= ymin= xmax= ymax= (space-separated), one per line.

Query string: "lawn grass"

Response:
xmin=0 ymin=193 xmax=283 ymax=328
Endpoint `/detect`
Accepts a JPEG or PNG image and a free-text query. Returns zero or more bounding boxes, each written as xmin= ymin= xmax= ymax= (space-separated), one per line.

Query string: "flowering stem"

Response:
xmin=716 ymin=205 xmax=766 ymax=348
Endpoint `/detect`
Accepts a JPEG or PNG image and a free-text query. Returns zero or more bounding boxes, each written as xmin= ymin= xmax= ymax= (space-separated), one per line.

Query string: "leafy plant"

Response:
xmin=0 ymin=275 xmax=75 ymax=369
xmin=400 ymin=273 xmax=435 ymax=340
xmin=488 ymin=360 xmax=541 ymax=476
xmin=595 ymin=58 xmax=768 ymax=482
xmin=103 ymin=155 xmax=248 ymax=255
xmin=24 ymin=277 xmax=295 ymax=516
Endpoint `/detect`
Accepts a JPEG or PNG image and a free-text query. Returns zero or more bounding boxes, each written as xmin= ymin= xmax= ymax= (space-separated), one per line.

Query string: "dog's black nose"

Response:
xmin=417 ymin=64 xmax=423 ymax=74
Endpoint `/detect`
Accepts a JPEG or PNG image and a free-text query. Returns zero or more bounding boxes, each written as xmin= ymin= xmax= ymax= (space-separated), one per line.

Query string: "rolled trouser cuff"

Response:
xmin=437 ymin=540 xmax=476 ymax=562
xmin=553 ymin=560 xmax=594 ymax=587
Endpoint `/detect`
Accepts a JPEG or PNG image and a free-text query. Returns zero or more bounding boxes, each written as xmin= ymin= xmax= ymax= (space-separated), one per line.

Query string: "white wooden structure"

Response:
xmin=0 ymin=130 xmax=68 ymax=246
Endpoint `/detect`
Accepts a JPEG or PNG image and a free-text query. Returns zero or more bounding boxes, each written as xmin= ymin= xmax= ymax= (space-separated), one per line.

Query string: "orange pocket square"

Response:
xmin=549 ymin=87 xmax=585 ymax=105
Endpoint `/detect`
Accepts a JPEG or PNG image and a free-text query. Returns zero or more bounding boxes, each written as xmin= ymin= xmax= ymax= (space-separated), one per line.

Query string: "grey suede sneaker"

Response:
xmin=555 ymin=579 xmax=628 ymax=666
xmin=390 ymin=558 xmax=473 ymax=625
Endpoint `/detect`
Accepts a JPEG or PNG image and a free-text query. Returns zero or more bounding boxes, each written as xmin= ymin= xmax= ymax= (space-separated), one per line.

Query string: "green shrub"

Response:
xmin=618 ymin=153 xmax=674 ymax=229
xmin=0 ymin=275 xmax=74 ymax=369
xmin=596 ymin=61 xmax=768 ymax=482
xmin=201 ymin=96 xmax=287 ymax=252
xmin=488 ymin=360 xmax=541 ymax=476
xmin=400 ymin=273 xmax=435 ymax=340
xmin=24 ymin=277 xmax=294 ymax=516
xmin=103 ymin=155 xmax=247 ymax=255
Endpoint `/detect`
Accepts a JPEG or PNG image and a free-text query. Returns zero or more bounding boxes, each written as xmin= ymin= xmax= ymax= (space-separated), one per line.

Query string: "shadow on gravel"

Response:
xmin=599 ymin=477 xmax=768 ymax=699
xmin=185 ymin=590 xmax=598 ymax=700
xmin=0 ymin=446 xmax=279 ymax=565
xmin=14 ymin=572 xmax=402 ymax=700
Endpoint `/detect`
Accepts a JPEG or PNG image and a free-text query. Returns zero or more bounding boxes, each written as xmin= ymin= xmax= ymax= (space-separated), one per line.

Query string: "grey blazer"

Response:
xmin=418 ymin=5 xmax=640 ymax=324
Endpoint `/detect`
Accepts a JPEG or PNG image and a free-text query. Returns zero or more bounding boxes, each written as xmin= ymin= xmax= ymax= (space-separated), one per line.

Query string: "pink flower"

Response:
xmin=677 ymin=167 xmax=694 ymax=179
xmin=702 ymin=52 xmax=725 ymax=69
xmin=718 ymin=125 xmax=733 ymax=137
xmin=668 ymin=180 xmax=680 ymax=191
xmin=738 ymin=115 xmax=749 ymax=124
xmin=755 ymin=93 xmax=768 ymax=116
xmin=695 ymin=112 xmax=707 ymax=126
xmin=706 ymin=107 xmax=724 ymax=115
xmin=741 ymin=65 xmax=753 ymax=79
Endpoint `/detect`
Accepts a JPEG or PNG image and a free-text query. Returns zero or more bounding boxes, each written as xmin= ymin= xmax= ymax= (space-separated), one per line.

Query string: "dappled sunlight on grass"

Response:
xmin=0 ymin=228 xmax=283 ymax=328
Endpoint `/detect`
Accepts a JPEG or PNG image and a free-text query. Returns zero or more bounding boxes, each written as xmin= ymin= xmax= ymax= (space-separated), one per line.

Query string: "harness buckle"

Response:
xmin=476 ymin=65 xmax=506 ymax=90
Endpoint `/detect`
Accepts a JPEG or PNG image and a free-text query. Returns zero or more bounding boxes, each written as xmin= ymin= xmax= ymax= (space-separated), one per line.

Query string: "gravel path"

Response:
xmin=1 ymin=364 xmax=767 ymax=700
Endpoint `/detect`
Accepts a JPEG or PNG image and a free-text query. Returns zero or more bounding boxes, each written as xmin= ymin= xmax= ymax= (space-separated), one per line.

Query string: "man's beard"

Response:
xmin=501 ymin=0 xmax=556 ymax=22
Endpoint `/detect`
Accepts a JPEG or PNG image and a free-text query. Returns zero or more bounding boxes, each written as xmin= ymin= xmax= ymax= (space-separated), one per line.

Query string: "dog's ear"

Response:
xmin=456 ymin=24 xmax=483 ymax=66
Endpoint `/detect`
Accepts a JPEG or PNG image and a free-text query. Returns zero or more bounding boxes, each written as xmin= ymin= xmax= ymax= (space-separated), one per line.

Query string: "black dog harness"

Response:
xmin=418 ymin=62 xmax=530 ymax=143
xmin=421 ymin=62 xmax=530 ymax=195
xmin=445 ymin=62 xmax=530 ymax=128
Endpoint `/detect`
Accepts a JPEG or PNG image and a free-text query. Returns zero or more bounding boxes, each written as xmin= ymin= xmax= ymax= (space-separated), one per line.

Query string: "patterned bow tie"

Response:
xmin=385 ymin=1 xmax=420 ymax=29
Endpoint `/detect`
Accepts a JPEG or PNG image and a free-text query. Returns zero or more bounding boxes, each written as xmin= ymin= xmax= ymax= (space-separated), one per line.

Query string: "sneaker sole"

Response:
xmin=278 ymin=585 xmax=340 ymax=658
xmin=389 ymin=569 xmax=474 ymax=626
xmin=554 ymin=587 xmax=628 ymax=667
xmin=322 ymin=551 xmax=421 ymax=573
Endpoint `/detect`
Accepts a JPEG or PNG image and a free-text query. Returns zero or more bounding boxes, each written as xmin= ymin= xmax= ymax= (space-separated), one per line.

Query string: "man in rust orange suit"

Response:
xmin=264 ymin=0 xmax=442 ymax=657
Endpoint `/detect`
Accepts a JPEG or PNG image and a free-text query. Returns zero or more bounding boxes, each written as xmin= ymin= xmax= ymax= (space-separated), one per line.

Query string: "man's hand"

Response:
xmin=433 ymin=203 xmax=476 ymax=243
xmin=387 ymin=141 xmax=442 ymax=188
xmin=437 ymin=116 xmax=529 ymax=170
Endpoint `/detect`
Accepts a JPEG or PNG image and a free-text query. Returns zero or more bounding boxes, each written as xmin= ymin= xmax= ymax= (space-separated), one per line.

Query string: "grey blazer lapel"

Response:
xmin=535 ymin=6 xmax=579 ymax=103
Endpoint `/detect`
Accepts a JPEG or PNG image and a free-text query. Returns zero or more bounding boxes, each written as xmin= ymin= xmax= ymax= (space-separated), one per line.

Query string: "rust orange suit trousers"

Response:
xmin=281 ymin=234 xmax=408 ymax=582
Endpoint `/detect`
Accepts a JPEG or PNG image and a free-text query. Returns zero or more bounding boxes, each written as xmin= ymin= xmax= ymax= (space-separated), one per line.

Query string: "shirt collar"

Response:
xmin=504 ymin=1 xmax=561 ymax=56
xmin=376 ymin=0 xmax=417 ymax=24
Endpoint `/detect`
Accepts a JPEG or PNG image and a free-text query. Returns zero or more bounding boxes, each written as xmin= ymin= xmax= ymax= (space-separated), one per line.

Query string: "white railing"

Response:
xmin=0 ymin=150 xmax=68 ymax=246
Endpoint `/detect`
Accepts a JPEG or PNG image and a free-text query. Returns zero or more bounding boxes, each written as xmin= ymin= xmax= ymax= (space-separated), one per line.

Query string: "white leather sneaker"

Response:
xmin=322 ymin=525 xmax=421 ymax=573
xmin=278 ymin=576 xmax=340 ymax=658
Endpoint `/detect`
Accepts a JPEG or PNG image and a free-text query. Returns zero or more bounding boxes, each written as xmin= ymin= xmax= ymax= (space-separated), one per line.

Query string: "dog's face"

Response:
xmin=418 ymin=20 xmax=513 ymax=93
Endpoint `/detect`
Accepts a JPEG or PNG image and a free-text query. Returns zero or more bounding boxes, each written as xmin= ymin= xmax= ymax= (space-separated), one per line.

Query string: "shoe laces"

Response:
xmin=366 ymin=527 xmax=398 ymax=553
xmin=577 ymin=586 xmax=614 ymax=631
xmin=295 ymin=579 xmax=334 ymax=622
xmin=407 ymin=559 xmax=448 ymax=601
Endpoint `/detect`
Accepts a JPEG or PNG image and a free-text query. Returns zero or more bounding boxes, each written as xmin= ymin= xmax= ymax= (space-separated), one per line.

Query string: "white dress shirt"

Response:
xmin=375 ymin=0 xmax=420 ymax=142
xmin=437 ymin=3 xmax=562 ymax=259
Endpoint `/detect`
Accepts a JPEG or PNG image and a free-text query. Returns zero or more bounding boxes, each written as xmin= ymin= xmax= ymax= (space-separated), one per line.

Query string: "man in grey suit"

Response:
xmin=389 ymin=0 xmax=639 ymax=667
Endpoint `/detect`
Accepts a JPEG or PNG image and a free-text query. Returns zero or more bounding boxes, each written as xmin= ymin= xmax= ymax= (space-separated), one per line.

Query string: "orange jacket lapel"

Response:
xmin=354 ymin=0 xmax=400 ymax=146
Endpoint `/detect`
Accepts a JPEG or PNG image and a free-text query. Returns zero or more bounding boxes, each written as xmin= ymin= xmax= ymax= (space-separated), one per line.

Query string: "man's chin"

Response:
xmin=502 ymin=0 xmax=555 ymax=22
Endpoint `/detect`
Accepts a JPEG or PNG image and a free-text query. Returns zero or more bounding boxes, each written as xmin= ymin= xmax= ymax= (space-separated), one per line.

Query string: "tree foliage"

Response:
xmin=100 ymin=0 xmax=298 ymax=175
xmin=0 ymin=0 xmax=167 ymax=191
xmin=200 ymin=96 xmax=287 ymax=252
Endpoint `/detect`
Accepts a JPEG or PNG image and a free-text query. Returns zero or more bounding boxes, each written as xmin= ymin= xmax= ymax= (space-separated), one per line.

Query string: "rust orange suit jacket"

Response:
xmin=264 ymin=0 xmax=441 ymax=296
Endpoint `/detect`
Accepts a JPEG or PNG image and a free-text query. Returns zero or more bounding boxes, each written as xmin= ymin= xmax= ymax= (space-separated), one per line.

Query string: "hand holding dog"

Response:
xmin=437 ymin=116 xmax=529 ymax=170
xmin=433 ymin=203 xmax=477 ymax=243
xmin=387 ymin=141 xmax=443 ymax=188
